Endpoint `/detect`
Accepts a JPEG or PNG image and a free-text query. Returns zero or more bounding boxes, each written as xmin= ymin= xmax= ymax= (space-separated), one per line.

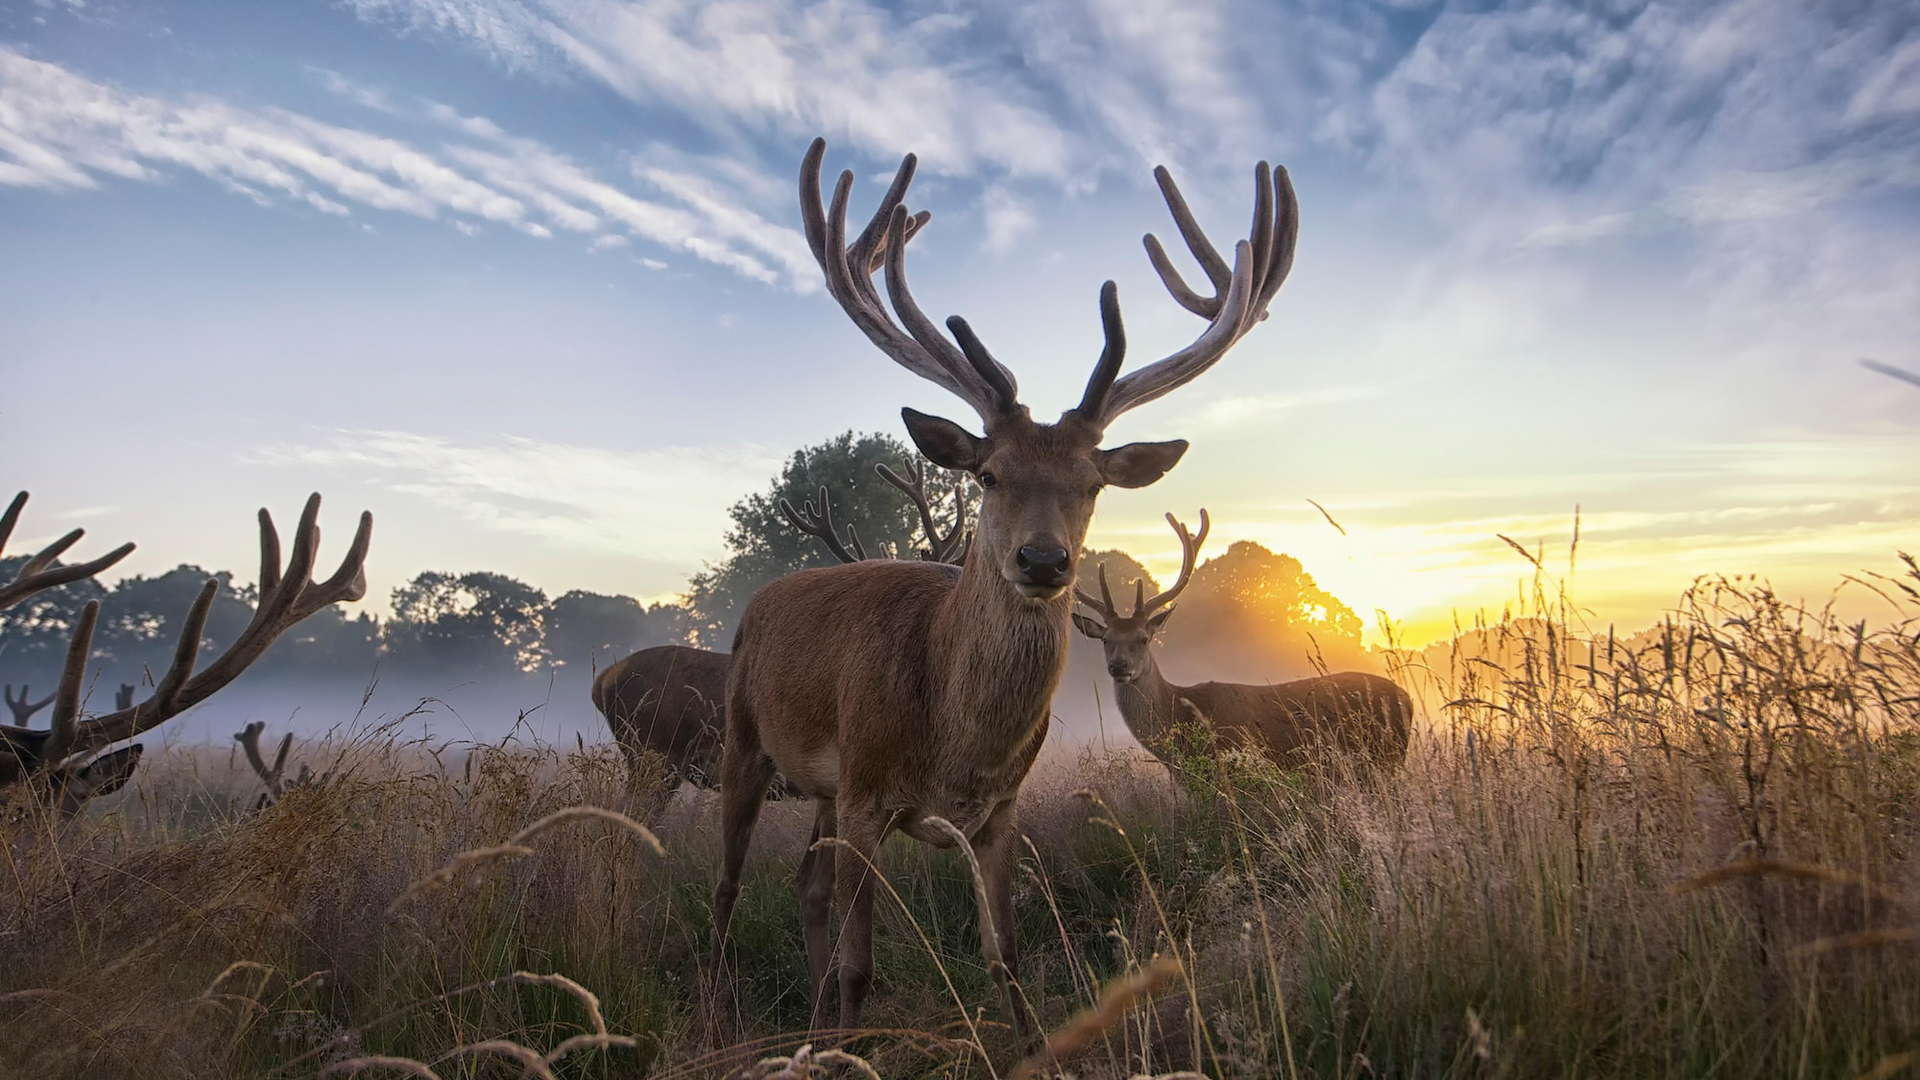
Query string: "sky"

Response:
xmin=3 ymin=0 xmax=1918 ymax=649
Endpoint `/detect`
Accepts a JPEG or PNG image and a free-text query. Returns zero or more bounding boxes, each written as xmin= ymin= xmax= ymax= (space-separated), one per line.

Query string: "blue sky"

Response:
xmin=3 ymin=0 xmax=1918 ymax=645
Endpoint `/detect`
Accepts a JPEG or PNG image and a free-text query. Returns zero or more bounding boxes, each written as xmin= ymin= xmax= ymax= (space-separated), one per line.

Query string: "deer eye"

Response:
xmin=979 ymin=472 xmax=998 ymax=489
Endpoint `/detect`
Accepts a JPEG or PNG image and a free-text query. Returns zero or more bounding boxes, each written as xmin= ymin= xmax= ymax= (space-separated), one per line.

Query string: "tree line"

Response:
xmin=0 ymin=431 xmax=1365 ymax=694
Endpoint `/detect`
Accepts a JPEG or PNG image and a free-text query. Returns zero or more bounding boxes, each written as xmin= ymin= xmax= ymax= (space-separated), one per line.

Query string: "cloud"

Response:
xmin=251 ymin=428 xmax=784 ymax=564
xmin=344 ymin=0 xmax=1077 ymax=180
xmin=979 ymin=185 xmax=1037 ymax=255
xmin=0 ymin=49 xmax=814 ymax=285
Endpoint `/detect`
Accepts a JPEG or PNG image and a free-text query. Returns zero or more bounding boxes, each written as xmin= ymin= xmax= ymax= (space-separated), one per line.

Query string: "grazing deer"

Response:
xmin=0 ymin=491 xmax=371 ymax=815
xmin=1072 ymin=511 xmax=1411 ymax=771
xmin=592 ymin=461 xmax=967 ymax=808
xmin=712 ymin=137 xmax=1297 ymax=1038
xmin=4 ymin=684 xmax=53 ymax=726
xmin=235 ymin=720 xmax=322 ymax=810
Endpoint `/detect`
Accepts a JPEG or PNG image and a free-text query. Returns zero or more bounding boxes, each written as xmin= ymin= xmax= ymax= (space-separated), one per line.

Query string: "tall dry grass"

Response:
xmin=2 ymin=556 xmax=1916 ymax=1078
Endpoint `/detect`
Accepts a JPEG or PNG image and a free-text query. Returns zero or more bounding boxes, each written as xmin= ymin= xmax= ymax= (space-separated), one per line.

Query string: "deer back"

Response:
xmin=592 ymin=645 xmax=732 ymax=774
xmin=1181 ymin=671 xmax=1410 ymax=769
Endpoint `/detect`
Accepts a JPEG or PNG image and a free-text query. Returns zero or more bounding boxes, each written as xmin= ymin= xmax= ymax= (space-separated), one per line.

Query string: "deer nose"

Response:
xmin=1016 ymin=545 xmax=1071 ymax=587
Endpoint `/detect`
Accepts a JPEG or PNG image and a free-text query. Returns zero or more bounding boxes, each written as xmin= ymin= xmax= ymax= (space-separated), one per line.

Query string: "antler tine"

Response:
xmin=0 ymin=492 xmax=137 ymax=612
xmin=44 ymin=599 xmax=98 ymax=764
xmin=800 ymin=138 xmax=1019 ymax=423
xmin=937 ymin=484 xmax=968 ymax=563
xmin=234 ymin=721 xmax=288 ymax=798
xmin=875 ymin=458 xmax=965 ymax=562
xmin=1078 ymin=161 xmax=1298 ymax=427
xmin=1139 ymin=509 xmax=1211 ymax=618
xmin=54 ymin=495 xmax=372 ymax=761
xmin=4 ymin=684 xmax=54 ymax=724
xmin=778 ymin=486 xmax=868 ymax=565
xmin=271 ymin=731 xmax=293 ymax=780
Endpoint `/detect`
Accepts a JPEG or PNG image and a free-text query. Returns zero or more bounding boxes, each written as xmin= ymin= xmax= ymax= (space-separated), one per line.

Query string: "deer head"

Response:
xmin=801 ymin=139 xmax=1294 ymax=601
xmin=1073 ymin=510 xmax=1210 ymax=683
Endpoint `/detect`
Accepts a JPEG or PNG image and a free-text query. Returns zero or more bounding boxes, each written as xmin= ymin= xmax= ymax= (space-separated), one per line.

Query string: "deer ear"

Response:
xmin=1071 ymin=612 xmax=1109 ymax=640
xmin=902 ymin=408 xmax=988 ymax=474
xmin=1147 ymin=607 xmax=1176 ymax=635
xmin=1097 ymin=439 xmax=1188 ymax=489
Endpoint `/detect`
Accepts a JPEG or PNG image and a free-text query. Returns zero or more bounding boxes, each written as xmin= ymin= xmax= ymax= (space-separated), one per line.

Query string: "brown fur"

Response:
xmin=1114 ymin=663 xmax=1411 ymax=770
xmin=713 ymin=412 xmax=1146 ymax=1040
xmin=591 ymin=645 xmax=757 ymax=798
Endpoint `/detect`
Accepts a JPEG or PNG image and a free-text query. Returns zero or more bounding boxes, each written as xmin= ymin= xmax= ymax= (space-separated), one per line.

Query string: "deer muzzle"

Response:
xmin=1014 ymin=544 xmax=1072 ymax=595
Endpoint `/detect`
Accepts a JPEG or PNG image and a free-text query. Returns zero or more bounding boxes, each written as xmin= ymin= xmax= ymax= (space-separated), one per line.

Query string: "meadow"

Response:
xmin=3 ymin=560 xmax=1917 ymax=1080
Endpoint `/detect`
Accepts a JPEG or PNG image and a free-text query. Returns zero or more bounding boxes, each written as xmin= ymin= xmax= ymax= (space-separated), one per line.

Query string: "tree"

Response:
xmin=544 ymin=590 xmax=688 ymax=673
xmin=94 ymin=566 xmax=255 ymax=685
xmin=683 ymin=431 xmax=977 ymax=647
xmin=385 ymin=571 xmax=550 ymax=673
xmin=1160 ymin=541 xmax=1365 ymax=681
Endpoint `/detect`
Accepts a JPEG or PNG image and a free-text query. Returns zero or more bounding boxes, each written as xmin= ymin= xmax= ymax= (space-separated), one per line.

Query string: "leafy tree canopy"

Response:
xmin=683 ymin=430 xmax=977 ymax=647
xmin=387 ymin=571 xmax=550 ymax=673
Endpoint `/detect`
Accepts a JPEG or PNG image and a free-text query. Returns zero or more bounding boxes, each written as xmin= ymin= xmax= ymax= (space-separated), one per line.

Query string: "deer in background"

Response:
xmin=1073 ymin=511 xmax=1411 ymax=772
xmin=234 ymin=720 xmax=324 ymax=810
xmin=591 ymin=459 xmax=967 ymax=809
xmin=0 ymin=491 xmax=371 ymax=815
xmin=713 ymin=136 xmax=1297 ymax=1039
xmin=4 ymin=684 xmax=53 ymax=726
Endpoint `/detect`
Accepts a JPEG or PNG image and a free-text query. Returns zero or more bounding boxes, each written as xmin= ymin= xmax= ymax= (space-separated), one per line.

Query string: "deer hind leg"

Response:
xmin=829 ymin=800 xmax=894 ymax=1034
xmin=973 ymin=798 xmax=1038 ymax=1045
xmin=796 ymin=797 xmax=837 ymax=1029
xmin=710 ymin=710 xmax=777 ymax=968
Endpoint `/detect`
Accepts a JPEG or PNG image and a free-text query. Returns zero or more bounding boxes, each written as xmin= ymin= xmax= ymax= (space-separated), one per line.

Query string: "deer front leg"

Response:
xmin=828 ymin=800 xmax=893 ymax=1034
xmin=796 ymin=797 xmax=837 ymax=1016
xmin=973 ymin=798 xmax=1038 ymax=1045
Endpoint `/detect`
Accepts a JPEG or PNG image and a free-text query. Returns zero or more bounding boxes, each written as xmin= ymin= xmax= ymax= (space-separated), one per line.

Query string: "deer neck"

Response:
xmin=1114 ymin=652 xmax=1180 ymax=751
xmin=931 ymin=552 xmax=1072 ymax=751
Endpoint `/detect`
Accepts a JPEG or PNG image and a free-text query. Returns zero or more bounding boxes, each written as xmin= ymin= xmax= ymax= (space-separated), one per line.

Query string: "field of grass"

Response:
xmin=4 ymin=560 xmax=1918 ymax=1079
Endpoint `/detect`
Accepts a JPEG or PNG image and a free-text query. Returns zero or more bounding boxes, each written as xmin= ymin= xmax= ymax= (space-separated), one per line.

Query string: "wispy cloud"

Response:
xmin=250 ymin=428 xmax=784 ymax=564
xmin=0 ymin=49 xmax=813 ymax=284
xmin=343 ymin=0 xmax=1078 ymax=179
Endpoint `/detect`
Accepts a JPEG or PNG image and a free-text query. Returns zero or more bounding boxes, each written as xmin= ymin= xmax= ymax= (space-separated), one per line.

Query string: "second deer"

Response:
xmin=1073 ymin=511 xmax=1411 ymax=773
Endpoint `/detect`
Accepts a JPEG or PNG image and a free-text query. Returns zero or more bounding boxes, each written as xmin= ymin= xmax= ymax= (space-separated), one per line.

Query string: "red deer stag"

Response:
xmin=0 ymin=491 xmax=371 ymax=815
xmin=1072 ymin=511 xmax=1410 ymax=772
xmin=712 ymin=137 xmax=1297 ymax=1039
xmin=590 ymin=460 xmax=966 ymax=807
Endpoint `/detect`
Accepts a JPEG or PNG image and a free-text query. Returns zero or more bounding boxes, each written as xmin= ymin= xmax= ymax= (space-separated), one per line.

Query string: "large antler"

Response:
xmin=0 ymin=492 xmax=135 ymax=612
xmin=875 ymin=458 xmax=969 ymax=565
xmin=33 ymin=494 xmax=371 ymax=768
xmin=1074 ymin=509 xmax=1210 ymax=624
xmin=779 ymin=486 xmax=870 ymax=565
xmin=4 ymin=684 xmax=53 ymax=725
xmin=800 ymin=138 xmax=1022 ymax=424
xmin=1068 ymin=163 xmax=1297 ymax=429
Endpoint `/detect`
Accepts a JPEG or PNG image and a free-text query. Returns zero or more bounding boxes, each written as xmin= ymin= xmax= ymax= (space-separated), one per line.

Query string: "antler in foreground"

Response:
xmin=0 ymin=494 xmax=371 ymax=803
xmin=0 ymin=492 xmax=135 ymax=612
